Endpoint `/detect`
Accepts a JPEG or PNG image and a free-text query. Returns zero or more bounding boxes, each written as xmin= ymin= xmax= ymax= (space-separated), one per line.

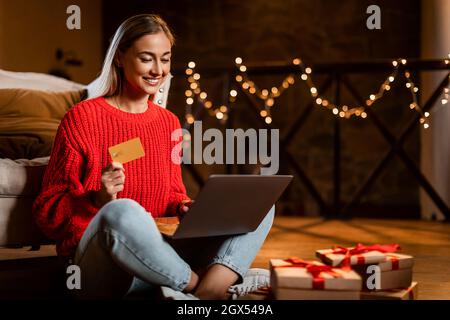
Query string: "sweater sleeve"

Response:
xmin=32 ymin=115 xmax=99 ymax=250
xmin=166 ymin=116 xmax=191 ymax=216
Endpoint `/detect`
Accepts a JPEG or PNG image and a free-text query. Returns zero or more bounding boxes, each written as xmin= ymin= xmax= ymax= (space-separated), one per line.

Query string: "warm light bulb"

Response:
xmin=370 ymin=94 xmax=376 ymax=101
xmin=239 ymin=65 xmax=247 ymax=72
xmin=249 ymin=87 xmax=256 ymax=94
xmin=442 ymin=98 xmax=448 ymax=105
xmin=235 ymin=75 xmax=243 ymax=82
xmin=424 ymin=123 xmax=429 ymax=129
xmin=413 ymin=87 xmax=419 ymax=93
xmin=310 ymin=87 xmax=317 ymax=94
xmin=230 ymin=90 xmax=238 ymax=97
xmin=305 ymin=67 xmax=312 ymax=74
xmin=185 ymin=68 xmax=193 ymax=75
xmin=293 ymin=58 xmax=301 ymax=65
xmin=332 ymin=108 xmax=339 ymax=115
xmin=262 ymin=89 xmax=269 ymax=96
xmin=216 ymin=111 xmax=224 ymax=120
xmin=301 ymin=74 xmax=308 ymax=81
xmin=186 ymin=115 xmax=195 ymax=124
xmin=406 ymin=83 xmax=412 ymax=88
xmin=388 ymin=76 xmax=395 ymax=82
xmin=200 ymin=92 xmax=207 ymax=100
xmin=193 ymin=73 xmax=200 ymax=80
xmin=424 ymin=112 xmax=430 ymax=117
xmin=186 ymin=97 xmax=194 ymax=105
xmin=185 ymin=90 xmax=193 ymax=97
xmin=204 ymin=101 xmax=213 ymax=109
xmin=409 ymin=103 xmax=416 ymax=109
xmin=220 ymin=105 xmax=228 ymax=113
xmin=266 ymin=98 xmax=274 ymax=107
xmin=265 ymin=116 xmax=272 ymax=124
xmin=188 ymin=61 xmax=196 ymax=69
xmin=361 ymin=112 xmax=367 ymax=118
xmin=260 ymin=110 xmax=268 ymax=117
xmin=401 ymin=59 xmax=407 ymax=65
xmin=322 ymin=100 xmax=329 ymax=107
xmin=316 ymin=98 xmax=323 ymax=105
xmin=235 ymin=57 xmax=243 ymax=65
xmin=392 ymin=60 xmax=398 ymax=67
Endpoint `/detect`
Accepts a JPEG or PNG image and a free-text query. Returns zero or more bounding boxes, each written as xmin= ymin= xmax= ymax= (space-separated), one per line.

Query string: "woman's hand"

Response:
xmin=93 ymin=162 xmax=125 ymax=208
xmin=179 ymin=199 xmax=194 ymax=216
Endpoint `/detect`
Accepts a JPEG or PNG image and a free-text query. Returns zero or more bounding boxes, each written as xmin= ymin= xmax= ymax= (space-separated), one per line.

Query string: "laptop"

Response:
xmin=156 ymin=174 xmax=293 ymax=239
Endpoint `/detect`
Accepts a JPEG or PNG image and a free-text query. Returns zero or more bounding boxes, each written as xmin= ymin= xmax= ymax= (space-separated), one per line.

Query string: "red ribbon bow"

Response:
xmin=329 ymin=243 xmax=400 ymax=267
xmin=276 ymin=257 xmax=342 ymax=290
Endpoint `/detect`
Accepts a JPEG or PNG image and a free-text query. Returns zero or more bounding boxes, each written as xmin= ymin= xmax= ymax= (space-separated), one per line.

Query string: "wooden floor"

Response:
xmin=252 ymin=216 xmax=450 ymax=300
xmin=1 ymin=217 xmax=450 ymax=300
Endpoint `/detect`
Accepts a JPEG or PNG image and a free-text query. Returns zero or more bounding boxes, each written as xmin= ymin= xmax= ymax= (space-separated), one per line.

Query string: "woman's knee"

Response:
xmin=97 ymin=198 xmax=157 ymax=234
xmin=259 ymin=205 xmax=275 ymax=232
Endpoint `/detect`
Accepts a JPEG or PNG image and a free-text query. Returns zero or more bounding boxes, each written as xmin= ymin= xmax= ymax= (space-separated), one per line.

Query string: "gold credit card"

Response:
xmin=108 ymin=137 xmax=145 ymax=164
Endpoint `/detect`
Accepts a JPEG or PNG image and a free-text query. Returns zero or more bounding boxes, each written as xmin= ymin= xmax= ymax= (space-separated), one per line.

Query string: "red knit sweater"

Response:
xmin=32 ymin=96 xmax=190 ymax=258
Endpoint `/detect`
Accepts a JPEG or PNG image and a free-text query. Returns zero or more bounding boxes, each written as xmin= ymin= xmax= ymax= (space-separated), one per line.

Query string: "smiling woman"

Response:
xmin=31 ymin=14 xmax=275 ymax=301
xmin=93 ymin=14 xmax=174 ymax=113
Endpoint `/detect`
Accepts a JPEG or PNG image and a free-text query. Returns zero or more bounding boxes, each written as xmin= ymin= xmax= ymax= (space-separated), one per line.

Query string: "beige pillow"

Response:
xmin=0 ymin=88 xmax=86 ymax=159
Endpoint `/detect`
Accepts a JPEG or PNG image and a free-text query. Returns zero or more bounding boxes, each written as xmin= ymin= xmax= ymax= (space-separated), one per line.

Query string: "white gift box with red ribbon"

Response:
xmin=377 ymin=253 xmax=414 ymax=271
xmin=270 ymin=258 xmax=362 ymax=293
xmin=316 ymin=248 xmax=387 ymax=267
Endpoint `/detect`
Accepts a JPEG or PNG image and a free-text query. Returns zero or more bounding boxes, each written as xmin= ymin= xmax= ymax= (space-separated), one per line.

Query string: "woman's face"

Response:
xmin=118 ymin=32 xmax=172 ymax=96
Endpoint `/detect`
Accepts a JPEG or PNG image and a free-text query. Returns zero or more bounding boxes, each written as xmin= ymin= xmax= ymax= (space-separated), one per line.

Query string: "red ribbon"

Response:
xmin=407 ymin=285 xmax=415 ymax=300
xmin=275 ymin=257 xmax=342 ymax=290
xmin=327 ymin=243 xmax=400 ymax=267
xmin=386 ymin=254 xmax=400 ymax=270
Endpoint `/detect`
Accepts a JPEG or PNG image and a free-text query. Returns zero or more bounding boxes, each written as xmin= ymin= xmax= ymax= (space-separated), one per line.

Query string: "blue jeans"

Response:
xmin=72 ymin=198 xmax=274 ymax=299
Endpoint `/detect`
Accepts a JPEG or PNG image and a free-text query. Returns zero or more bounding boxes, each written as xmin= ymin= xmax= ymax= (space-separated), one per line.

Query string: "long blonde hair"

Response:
xmin=89 ymin=14 xmax=175 ymax=99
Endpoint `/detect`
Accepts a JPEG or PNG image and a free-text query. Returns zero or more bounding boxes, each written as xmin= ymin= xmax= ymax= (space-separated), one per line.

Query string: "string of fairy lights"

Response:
xmin=184 ymin=61 xmax=236 ymax=124
xmin=441 ymin=54 xmax=450 ymax=106
xmin=184 ymin=54 xmax=450 ymax=129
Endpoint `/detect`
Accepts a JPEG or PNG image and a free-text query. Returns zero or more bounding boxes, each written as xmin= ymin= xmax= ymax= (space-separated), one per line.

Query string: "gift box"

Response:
xmin=360 ymin=282 xmax=418 ymax=300
xmin=316 ymin=243 xmax=400 ymax=267
xmin=354 ymin=253 xmax=414 ymax=290
xmin=270 ymin=257 xmax=362 ymax=300
xmin=378 ymin=253 xmax=414 ymax=271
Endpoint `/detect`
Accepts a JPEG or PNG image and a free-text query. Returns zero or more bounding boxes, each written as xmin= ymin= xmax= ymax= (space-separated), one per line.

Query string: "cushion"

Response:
xmin=0 ymin=88 xmax=86 ymax=159
xmin=0 ymin=156 xmax=50 ymax=247
xmin=0 ymin=157 xmax=49 ymax=196
xmin=0 ymin=69 xmax=85 ymax=92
